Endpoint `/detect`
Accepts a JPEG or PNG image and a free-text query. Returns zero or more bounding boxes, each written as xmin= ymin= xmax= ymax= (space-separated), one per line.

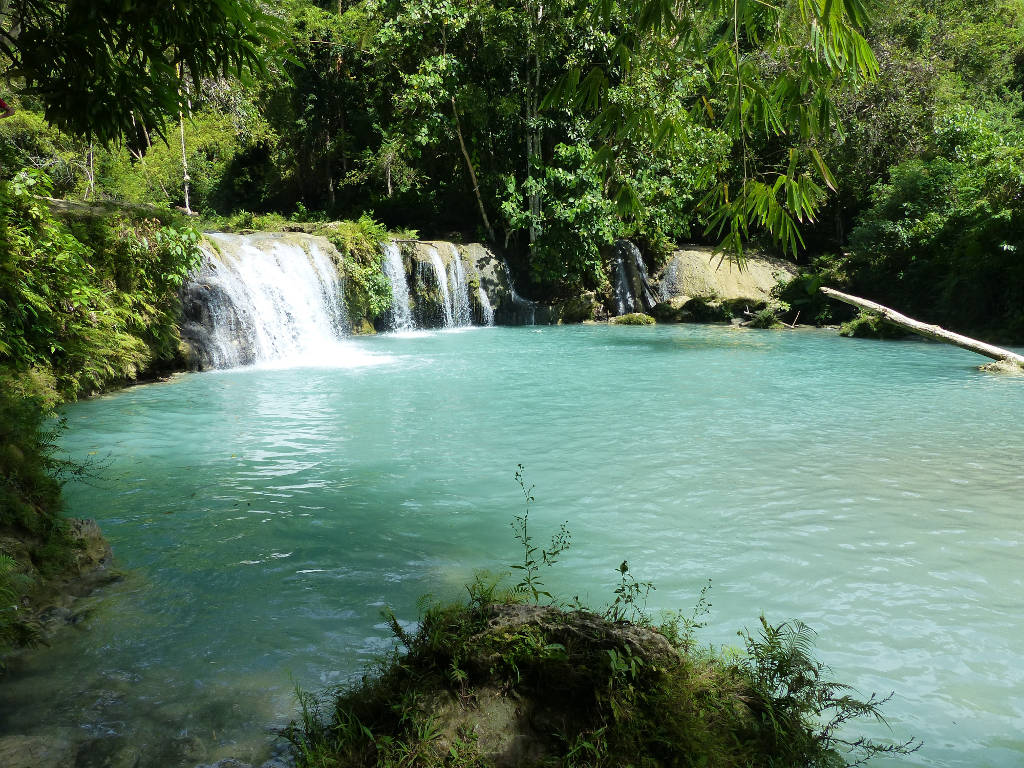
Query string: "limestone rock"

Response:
xmin=657 ymin=246 xmax=796 ymax=309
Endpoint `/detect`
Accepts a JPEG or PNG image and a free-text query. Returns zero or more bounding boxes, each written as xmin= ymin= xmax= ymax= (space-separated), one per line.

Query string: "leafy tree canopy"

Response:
xmin=0 ymin=0 xmax=282 ymax=143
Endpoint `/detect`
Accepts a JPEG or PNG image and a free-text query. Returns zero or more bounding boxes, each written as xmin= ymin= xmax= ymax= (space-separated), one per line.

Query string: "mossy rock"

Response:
xmin=556 ymin=293 xmax=600 ymax=323
xmin=286 ymin=597 xmax=908 ymax=768
xmin=839 ymin=311 xmax=909 ymax=339
xmin=611 ymin=313 xmax=656 ymax=325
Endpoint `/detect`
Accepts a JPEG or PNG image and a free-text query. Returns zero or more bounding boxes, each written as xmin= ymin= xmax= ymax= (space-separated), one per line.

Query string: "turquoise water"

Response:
xmin=2 ymin=325 xmax=1022 ymax=767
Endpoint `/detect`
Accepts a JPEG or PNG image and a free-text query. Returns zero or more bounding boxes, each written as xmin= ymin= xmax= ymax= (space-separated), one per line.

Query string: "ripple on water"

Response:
xmin=2 ymin=326 xmax=1022 ymax=767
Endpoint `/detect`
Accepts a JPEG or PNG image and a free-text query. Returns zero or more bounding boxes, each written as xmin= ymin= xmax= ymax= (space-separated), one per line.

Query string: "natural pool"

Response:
xmin=2 ymin=325 xmax=1022 ymax=767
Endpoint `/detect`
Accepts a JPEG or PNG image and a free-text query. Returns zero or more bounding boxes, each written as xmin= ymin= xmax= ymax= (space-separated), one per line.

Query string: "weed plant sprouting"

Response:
xmin=741 ymin=618 xmax=921 ymax=766
xmin=604 ymin=560 xmax=655 ymax=624
xmin=509 ymin=464 xmax=570 ymax=603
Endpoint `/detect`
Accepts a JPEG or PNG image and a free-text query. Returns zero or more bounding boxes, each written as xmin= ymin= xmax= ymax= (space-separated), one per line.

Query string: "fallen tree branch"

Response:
xmin=820 ymin=287 xmax=1024 ymax=367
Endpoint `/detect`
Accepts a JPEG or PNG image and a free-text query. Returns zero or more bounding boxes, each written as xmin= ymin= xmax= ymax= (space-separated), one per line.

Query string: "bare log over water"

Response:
xmin=820 ymin=287 xmax=1024 ymax=367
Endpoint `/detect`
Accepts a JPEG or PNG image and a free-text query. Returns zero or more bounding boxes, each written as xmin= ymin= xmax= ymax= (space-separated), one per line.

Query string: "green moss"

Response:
xmin=315 ymin=215 xmax=392 ymax=331
xmin=0 ymin=371 xmax=80 ymax=659
xmin=839 ymin=311 xmax=909 ymax=339
xmin=611 ymin=313 xmax=656 ymax=325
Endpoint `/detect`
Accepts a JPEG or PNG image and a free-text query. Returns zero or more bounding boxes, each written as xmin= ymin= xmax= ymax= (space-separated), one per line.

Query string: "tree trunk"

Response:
xmin=821 ymin=287 xmax=1024 ymax=367
xmin=177 ymin=66 xmax=192 ymax=215
xmin=85 ymin=143 xmax=95 ymax=199
xmin=451 ymin=96 xmax=496 ymax=243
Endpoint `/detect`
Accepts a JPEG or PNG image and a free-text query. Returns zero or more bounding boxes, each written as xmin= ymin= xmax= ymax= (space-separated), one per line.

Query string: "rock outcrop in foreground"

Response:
xmin=284 ymin=596 xmax=916 ymax=768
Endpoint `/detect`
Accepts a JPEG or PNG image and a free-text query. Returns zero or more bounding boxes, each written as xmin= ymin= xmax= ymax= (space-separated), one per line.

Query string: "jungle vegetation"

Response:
xmin=3 ymin=0 xmax=1023 ymax=334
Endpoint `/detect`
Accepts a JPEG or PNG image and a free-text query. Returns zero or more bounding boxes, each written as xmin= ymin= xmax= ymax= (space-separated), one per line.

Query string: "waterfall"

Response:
xmin=613 ymin=252 xmax=636 ymax=315
xmin=612 ymin=240 xmax=658 ymax=314
xmin=180 ymin=233 xmax=355 ymax=369
xmin=502 ymin=262 xmax=536 ymax=325
xmin=477 ymin=286 xmax=495 ymax=326
xmin=425 ymin=247 xmax=455 ymax=328
xmin=382 ymin=242 xmax=414 ymax=332
xmin=446 ymin=244 xmax=473 ymax=327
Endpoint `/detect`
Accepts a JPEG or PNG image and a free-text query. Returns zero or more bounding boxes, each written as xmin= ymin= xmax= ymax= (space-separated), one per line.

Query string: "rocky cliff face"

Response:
xmin=653 ymin=246 xmax=797 ymax=321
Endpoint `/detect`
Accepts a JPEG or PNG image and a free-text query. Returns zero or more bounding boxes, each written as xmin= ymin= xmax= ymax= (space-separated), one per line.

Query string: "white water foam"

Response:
xmin=426 ymin=246 xmax=455 ymax=328
xmin=193 ymin=233 xmax=390 ymax=369
xmin=382 ymin=242 xmax=415 ymax=332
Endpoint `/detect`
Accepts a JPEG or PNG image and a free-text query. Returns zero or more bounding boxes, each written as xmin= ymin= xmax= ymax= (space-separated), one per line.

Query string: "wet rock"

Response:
xmin=980 ymin=358 xmax=1024 ymax=374
xmin=0 ymin=727 xmax=79 ymax=768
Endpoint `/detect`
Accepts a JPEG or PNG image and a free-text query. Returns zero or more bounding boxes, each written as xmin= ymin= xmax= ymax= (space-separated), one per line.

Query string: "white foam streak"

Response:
xmin=382 ymin=242 xmax=414 ymax=332
xmin=426 ymin=247 xmax=455 ymax=328
xmin=196 ymin=234 xmax=388 ymax=369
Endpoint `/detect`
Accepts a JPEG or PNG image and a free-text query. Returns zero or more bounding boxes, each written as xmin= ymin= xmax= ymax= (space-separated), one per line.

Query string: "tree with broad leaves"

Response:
xmin=0 ymin=0 xmax=282 ymax=143
xmin=549 ymin=0 xmax=879 ymax=258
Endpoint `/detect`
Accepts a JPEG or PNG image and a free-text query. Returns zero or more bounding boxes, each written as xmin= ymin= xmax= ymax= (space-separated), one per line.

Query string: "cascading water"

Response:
xmin=659 ymin=255 xmax=680 ymax=302
xmin=180 ymin=233 xmax=360 ymax=369
xmin=426 ymin=247 xmax=455 ymax=328
xmin=612 ymin=240 xmax=658 ymax=314
xmin=501 ymin=262 xmax=536 ymax=325
xmin=477 ymin=286 xmax=495 ymax=326
xmin=382 ymin=242 xmax=414 ymax=332
xmin=446 ymin=244 xmax=473 ymax=327
xmin=613 ymin=253 xmax=636 ymax=315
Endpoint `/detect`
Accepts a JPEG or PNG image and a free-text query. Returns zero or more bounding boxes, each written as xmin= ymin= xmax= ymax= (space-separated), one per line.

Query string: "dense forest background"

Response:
xmin=3 ymin=0 xmax=1024 ymax=338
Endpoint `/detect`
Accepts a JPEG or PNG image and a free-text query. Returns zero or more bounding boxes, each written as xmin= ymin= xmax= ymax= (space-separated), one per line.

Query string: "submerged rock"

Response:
xmin=0 ymin=727 xmax=79 ymax=768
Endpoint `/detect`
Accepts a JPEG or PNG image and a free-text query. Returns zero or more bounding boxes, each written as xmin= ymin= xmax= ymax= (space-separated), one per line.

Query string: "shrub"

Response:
xmin=839 ymin=311 xmax=909 ymax=339
xmin=0 ymin=169 xmax=202 ymax=398
xmin=611 ymin=313 xmax=656 ymax=325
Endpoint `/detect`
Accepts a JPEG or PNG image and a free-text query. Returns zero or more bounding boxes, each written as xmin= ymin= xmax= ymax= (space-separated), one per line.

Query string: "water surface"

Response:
xmin=2 ymin=325 xmax=1021 ymax=767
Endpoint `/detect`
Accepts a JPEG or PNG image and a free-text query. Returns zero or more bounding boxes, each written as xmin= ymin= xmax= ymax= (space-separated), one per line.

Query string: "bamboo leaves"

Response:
xmin=556 ymin=0 xmax=878 ymax=258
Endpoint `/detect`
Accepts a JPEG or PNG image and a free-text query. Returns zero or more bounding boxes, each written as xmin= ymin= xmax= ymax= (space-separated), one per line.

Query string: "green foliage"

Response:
xmin=560 ymin=0 xmax=878 ymax=259
xmin=0 ymin=553 xmax=41 ymax=656
xmin=605 ymin=560 xmax=655 ymax=623
xmin=0 ymin=169 xmax=202 ymax=397
xmin=745 ymin=307 xmax=786 ymax=330
xmin=320 ymin=215 xmax=393 ymax=329
xmin=509 ymin=465 xmax=571 ymax=603
xmin=0 ymin=372 xmax=66 ymax=540
xmin=839 ymin=311 xmax=908 ymax=339
xmin=203 ymin=210 xmax=291 ymax=233
xmin=97 ymin=108 xmax=279 ymax=214
xmin=0 ymin=107 xmax=85 ymax=196
xmin=0 ymin=370 xmax=80 ymax=656
xmin=741 ymin=618 xmax=920 ymax=765
xmin=833 ymin=106 xmax=1024 ymax=339
xmin=1 ymin=0 xmax=283 ymax=143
